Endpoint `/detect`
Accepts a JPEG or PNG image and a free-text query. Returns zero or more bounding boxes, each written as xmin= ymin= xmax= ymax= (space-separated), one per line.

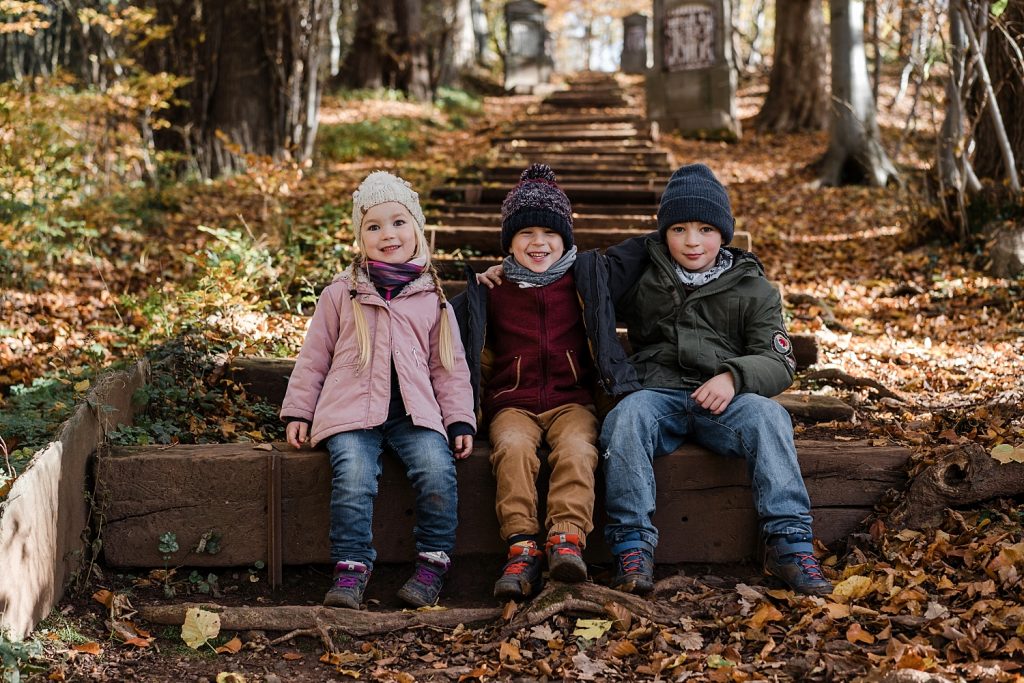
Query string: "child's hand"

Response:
xmin=452 ymin=434 xmax=474 ymax=459
xmin=475 ymin=264 xmax=504 ymax=289
xmin=692 ymin=372 xmax=736 ymax=415
xmin=286 ymin=421 xmax=309 ymax=449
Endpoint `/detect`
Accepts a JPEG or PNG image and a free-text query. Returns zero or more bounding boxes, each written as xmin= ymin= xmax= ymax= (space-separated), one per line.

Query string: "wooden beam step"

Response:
xmin=429 ymin=213 xmax=655 ymax=229
xmin=426 ymin=202 xmax=659 ymax=216
xmin=427 ymin=225 xmax=656 ymax=252
xmin=481 ymin=171 xmax=668 ymax=185
xmin=501 ymin=140 xmax=656 ymax=152
xmin=494 ymin=131 xmax=646 ymax=143
xmin=482 ymin=162 xmax=671 ymax=175
xmin=97 ymin=437 xmax=905 ymax=568
xmin=429 ymin=184 xmax=661 ymax=205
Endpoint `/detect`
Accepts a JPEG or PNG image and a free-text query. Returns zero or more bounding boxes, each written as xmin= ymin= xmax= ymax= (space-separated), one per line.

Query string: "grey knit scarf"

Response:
xmin=674 ymin=248 xmax=734 ymax=288
xmin=503 ymin=246 xmax=578 ymax=288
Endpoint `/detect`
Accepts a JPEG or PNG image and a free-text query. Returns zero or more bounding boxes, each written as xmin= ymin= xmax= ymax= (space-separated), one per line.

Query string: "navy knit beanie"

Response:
xmin=657 ymin=164 xmax=735 ymax=244
xmin=500 ymin=164 xmax=574 ymax=254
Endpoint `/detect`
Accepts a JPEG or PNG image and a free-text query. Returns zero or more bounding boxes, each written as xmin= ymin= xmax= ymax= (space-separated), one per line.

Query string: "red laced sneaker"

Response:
xmin=546 ymin=533 xmax=587 ymax=583
xmin=493 ymin=543 xmax=544 ymax=600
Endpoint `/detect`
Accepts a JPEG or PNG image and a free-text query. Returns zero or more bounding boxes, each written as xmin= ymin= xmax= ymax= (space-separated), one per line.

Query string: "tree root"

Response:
xmin=139 ymin=603 xmax=502 ymax=638
xmin=889 ymin=443 xmax=1024 ymax=529
xmin=786 ymin=292 xmax=848 ymax=331
xmin=801 ymin=368 xmax=907 ymax=403
xmin=499 ymin=581 xmax=687 ymax=638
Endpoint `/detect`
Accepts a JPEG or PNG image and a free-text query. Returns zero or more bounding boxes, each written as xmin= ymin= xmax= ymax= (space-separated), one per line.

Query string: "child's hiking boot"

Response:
xmin=397 ymin=552 xmax=450 ymax=607
xmin=546 ymin=533 xmax=587 ymax=583
xmin=612 ymin=547 xmax=654 ymax=594
xmin=493 ymin=542 xmax=544 ymax=600
xmin=324 ymin=560 xmax=370 ymax=609
xmin=762 ymin=532 xmax=833 ymax=596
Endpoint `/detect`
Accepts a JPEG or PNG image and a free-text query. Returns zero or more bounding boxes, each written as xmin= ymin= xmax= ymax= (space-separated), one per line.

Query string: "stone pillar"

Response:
xmin=504 ymin=0 xmax=553 ymax=92
xmin=646 ymin=0 xmax=740 ymax=140
xmin=621 ymin=13 xmax=648 ymax=74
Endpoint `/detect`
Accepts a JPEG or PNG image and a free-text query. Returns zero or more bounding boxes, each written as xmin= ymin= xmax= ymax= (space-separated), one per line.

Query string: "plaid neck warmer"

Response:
xmin=674 ymin=248 xmax=734 ymax=288
xmin=502 ymin=246 xmax=578 ymax=288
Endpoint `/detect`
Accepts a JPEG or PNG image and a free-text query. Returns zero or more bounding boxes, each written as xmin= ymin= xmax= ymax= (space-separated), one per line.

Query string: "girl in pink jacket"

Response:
xmin=281 ymin=171 xmax=476 ymax=609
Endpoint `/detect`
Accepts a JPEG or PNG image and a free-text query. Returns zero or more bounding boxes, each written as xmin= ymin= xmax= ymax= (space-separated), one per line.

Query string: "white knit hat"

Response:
xmin=351 ymin=171 xmax=426 ymax=242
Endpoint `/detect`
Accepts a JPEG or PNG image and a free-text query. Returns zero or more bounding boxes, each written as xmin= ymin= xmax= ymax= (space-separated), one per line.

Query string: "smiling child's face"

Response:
xmin=360 ymin=202 xmax=418 ymax=263
xmin=509 ymin=226 xmax=565 ymax=273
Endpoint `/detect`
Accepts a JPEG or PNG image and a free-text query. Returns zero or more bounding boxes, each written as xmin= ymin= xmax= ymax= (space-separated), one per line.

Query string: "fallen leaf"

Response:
xmin=72 ymin=642 xmax=101 ymax=656
xmin=253 ymin=443 xmax=273 ymax=451
xmin=215 ymin=674 xmax=246 ymax=683
xmin=501 ymin=600 xmax=518 ymax=621
xmin=282 ymin=652 xmax=303 ymax=661
xmin=607 ymin=639 xmax=639 ymax=658
xmin=846 ymin=622 xmax=875 ymax=644
xmin=748 ymin=602 xmax=783 ymax=630
xmin=499 ymin=640 xmax=521 ymax=663
xmin=73 ymin=379 xmax=89 ymax=392
xmin=832 ymin=575 xmax=874 ymax=601
xmin=216 ymin=636 xmax=242 ymax=654
xmin=572 ymin=618 xmax=612 ymax=640
xmin=572 ymin=652 xmax=608 ymax=680
xmin=603 ymin=601 xmax=633 ymax=632
xmin=92 ymin=590 xmax=113 ymax=609
xmin=825 ymin=602 xmax=851 ymax=619
xmin=530 ymin=623 xmax=558 ymax=641
xmin=123 ymin=637 xmax=152 ymax=648
xmin=181 ymin=607 xmax=221 ymax=649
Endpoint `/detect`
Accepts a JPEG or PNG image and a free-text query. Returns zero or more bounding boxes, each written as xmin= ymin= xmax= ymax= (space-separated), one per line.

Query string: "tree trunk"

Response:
xmin=148 ymin=0 xmax=327 ymax=179
xmin=754 ymin=0 xmax=828 ymax=133
xmin=393 ymin=0 xmax=432 ymax=100
xmin=818 ymin=0 xmax=898 ymax=187
xmin=341 ymin=0 xmax=394 ymax=89
xmin=970 ymin=2 xmax=1024 ymax=183
xmin=936 ymin=0 xmax=970 ymax=234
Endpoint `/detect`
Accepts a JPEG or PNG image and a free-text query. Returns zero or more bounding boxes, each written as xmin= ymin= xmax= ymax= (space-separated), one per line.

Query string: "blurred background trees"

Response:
xmin=1 ymin=0 xmax=1021 ymax=272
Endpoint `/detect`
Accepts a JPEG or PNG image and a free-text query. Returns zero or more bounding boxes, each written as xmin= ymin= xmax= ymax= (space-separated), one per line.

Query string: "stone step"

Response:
xmin=97 ymin=438 xmax=905 ymax=569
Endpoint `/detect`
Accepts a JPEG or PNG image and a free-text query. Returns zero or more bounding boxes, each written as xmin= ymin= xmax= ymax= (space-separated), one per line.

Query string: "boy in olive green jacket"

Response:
xmin=600 ymin=164 xmax=833 ymax=597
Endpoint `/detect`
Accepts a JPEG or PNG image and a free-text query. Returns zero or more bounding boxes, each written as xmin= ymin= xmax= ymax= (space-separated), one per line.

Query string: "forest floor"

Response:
xmin=5 ymin=68 xmax=1024 ymax=682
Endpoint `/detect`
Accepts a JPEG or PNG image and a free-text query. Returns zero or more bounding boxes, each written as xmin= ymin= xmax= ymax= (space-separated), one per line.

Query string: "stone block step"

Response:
xmin=97 ymin=439 xmax=906 ymax=568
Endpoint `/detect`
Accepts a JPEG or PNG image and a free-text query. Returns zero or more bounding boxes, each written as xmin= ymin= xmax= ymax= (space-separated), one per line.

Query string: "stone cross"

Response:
xmin=621 ymin=13 xmax=648 ymax=74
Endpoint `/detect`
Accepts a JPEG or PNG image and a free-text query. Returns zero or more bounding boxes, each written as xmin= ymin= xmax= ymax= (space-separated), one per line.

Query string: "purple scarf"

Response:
xmin=366 ymin=260 xmax=425 ymax=300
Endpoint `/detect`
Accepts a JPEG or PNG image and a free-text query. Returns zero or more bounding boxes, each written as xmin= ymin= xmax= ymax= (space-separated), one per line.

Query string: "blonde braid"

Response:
xmin=429 ymin=265 xmax=455 ymax=372
xmin=349 ymin=281 xmax=372 ymax=372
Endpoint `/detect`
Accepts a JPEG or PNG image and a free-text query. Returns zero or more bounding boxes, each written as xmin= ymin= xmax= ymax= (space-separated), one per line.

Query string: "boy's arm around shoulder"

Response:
xmin=718 ymin=284 xmax=797 ymax=398
xmin=602 ymin=232 xmax=657 ymax=303
xmin=280 ymin=284 xmax=344 ymax=422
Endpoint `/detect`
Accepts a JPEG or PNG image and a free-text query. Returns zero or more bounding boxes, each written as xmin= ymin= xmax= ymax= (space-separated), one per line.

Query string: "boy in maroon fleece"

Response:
xmin=480 ymin=164 xmax=598 ymax=600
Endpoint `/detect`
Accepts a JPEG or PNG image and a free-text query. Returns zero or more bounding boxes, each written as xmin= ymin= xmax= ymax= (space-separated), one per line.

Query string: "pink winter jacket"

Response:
xmin=280 ymin=265 xmax=476 ymax=446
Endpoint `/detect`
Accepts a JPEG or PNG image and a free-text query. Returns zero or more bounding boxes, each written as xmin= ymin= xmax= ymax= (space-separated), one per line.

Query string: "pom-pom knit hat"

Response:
xmin=500 ymin=163 xmax=574 ymax=254
xmin=657 ymin=163 xmax=735 ymax=245
xmin=351 ymin=170 xmax=427 ymax=243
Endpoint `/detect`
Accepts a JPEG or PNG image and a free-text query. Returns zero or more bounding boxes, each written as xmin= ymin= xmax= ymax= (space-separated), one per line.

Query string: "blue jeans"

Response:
xmin=600 ymin=388 xmax=812 ymax=554
xmin=323 ymin=416 xmax=458 ymax=569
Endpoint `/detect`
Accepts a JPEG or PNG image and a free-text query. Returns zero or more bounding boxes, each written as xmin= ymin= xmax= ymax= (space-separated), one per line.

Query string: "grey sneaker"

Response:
xmin=396 ymin=553 xmax=450 ymax=607
xmin=762 ymin=532 xmax=833 ymax=596
xmin=612 ymin=547 xmax=654 ymax=594
xmin=494 ymin=543 xmax=544 ymax=600
xmin=324 ymin=560 xmax=370 ymax=608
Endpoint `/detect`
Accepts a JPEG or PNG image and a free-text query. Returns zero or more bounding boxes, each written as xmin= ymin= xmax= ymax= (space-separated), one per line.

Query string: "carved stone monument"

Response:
xmin=504 ymin=0 xmax=553 ymax=92
xmin=646 ymin=0 xmax=740 ymax=139
xmin=621 ymin=13 xmax=648 ymax=74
